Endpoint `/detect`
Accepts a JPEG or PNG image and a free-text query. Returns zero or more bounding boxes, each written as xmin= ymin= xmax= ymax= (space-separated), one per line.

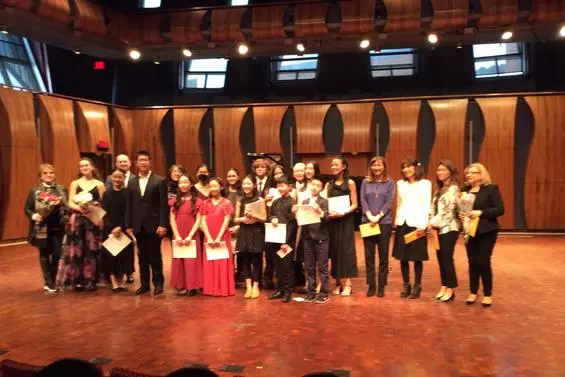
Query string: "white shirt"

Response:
xmin=138 ymin=171 xmax=152 ymax=197
xmin=257 ymin=176 xmax=268 ymax=194
xmin=395 ymin=179 xmax=432 ymax=229
xmin=123 ymin=171 xmax=131 ymax=187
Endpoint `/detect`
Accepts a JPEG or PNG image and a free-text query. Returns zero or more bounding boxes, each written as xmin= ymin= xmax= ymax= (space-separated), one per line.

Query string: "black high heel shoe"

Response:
xmin=409 ymin=284 xmax=421 ymax=299
xmin=400 ymin=283 xmax=411 ymax=298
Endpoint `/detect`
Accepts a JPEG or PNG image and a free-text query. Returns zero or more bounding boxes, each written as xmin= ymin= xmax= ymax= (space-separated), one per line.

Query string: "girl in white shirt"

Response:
xmin=392 ymin=157 xmax=431 ymax=299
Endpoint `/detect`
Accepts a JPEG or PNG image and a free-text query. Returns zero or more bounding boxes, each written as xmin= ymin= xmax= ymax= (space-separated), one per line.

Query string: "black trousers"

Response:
xmin=303 ymin=236 xmax=329 ymax=295
xmin=466 ymin=230 xmax=498 ymax=296
xmin=123 ymin=243 xmax=135 ymax=275
xmin=264 ymin=243 xmax=276 ymax=283
xmin=266 ymin=242 xmax=295 ymax=293
xmin=38 ymin=230 xmax=63 ymax=286
xmin=239 ymin=251 xmax=263 ymax=283
xmin=137 ymin=228 xmax=164 ymax=288
xmin=437 ymin=231 xmax=459 ymax=288
xmin=401 ymin=261 xmax=423 ymax=285
xmin=363 ymin=224 xmax=392 ymax=288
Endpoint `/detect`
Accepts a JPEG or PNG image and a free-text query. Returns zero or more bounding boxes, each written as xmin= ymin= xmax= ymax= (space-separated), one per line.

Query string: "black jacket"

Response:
xmin=267 ymin=195 xmax=297 ymax=246
xmin=24 ymin=184 xmax=68 ymax=246
xmin=301 ymin=196 xmax=329 ymax=241
xmin=464 ymin=184 xmax=505 ymax=234
xmin=125 ymin=173 xmax=168 ymax=234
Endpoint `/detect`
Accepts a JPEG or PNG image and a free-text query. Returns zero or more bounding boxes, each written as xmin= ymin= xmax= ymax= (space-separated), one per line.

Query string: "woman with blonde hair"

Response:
xmin=460 ymin=163 xmax=504 ymax=307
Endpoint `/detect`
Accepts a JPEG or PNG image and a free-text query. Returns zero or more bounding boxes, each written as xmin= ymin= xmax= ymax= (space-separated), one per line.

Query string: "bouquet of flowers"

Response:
xmin=34 ymin=191 xmax=63 ymax=239
xmin=73 ymin=191 xmax=94 ymax=209
xmin=457 ymin=192 xmax=476 ymax=242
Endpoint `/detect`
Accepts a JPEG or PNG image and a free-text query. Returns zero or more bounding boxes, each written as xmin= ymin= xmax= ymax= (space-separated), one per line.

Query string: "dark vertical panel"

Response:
xmin=374 ymin=102 xmax=389 ymax=157
xmin=240 ymin=108 xmax=254 ymax=175
xmin=466 ymin=100 xmax=484 ymax=164
xmin=418 ymin=100 xmax=435 ymax=174
xmin=280 ymin=107 xmax=293 ymax=169
xmin=161 ymin=109 xmax=175 ymax=169
xmin=515 ymin=97 xmax=534 ymax=229
xmin=323 ymin=105 xmax=343 ymax=155
xmin=200 ymin=109 xmax=213 ymax=175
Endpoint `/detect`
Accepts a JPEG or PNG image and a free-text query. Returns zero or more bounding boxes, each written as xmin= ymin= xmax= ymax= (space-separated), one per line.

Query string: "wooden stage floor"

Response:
xmin=1 ymin=235 xmax=564 ymax=377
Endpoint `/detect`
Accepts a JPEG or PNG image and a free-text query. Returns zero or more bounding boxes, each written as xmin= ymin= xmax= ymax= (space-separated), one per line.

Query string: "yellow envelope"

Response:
xmin=359 ymin=223 xmax=381 ymax=238
xmin=404 ymin=230 xmax=425 ymax=244
xmin=469 ymin=217 xmax=479 ymax=237
xmin=430 ymin=229 xmax=440 ymax=251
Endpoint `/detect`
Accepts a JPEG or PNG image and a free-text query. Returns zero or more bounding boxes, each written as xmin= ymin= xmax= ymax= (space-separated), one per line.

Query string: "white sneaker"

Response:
xmin=43 ymin=285 xmax=58 ymax=293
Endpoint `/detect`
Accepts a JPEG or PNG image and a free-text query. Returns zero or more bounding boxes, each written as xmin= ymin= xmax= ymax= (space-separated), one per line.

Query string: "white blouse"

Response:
xmin=395 ymin=179 xmax=432 ymax=229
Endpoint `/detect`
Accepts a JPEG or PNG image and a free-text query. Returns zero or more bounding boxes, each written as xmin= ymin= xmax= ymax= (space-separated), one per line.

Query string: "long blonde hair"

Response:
xmin=464 ymin=163 xmax=492 ymax=185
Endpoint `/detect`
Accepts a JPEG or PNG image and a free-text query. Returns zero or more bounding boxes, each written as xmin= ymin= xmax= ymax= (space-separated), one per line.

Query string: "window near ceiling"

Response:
xmin=473 ymin=42 xmax=527 ymax=79
xmin=271 ymin=54 xmax=319 ymax=82
xmin=369 ymin=48 xmax=417 ymax=78
xmin=141 ymin=0 xmax=161 ymax=8
xmin=183 ymin=58 xmax=229 ymax=89
xmin=0 ymin=33 xmax=46 ymax=91
xmin=230 ymin=0 xmax=249 ymax=5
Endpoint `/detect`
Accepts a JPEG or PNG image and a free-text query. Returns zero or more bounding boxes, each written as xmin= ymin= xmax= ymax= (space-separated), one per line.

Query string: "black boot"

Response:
xmin=377 ymin=285 xmax=385 ymax=297
xmin=366 ymin=285 xmax=376 ymax=297
xmin=410 ymin=284 xmax=422 ymax=299
xmin=400 ymin=283 xmax=411 ymax=298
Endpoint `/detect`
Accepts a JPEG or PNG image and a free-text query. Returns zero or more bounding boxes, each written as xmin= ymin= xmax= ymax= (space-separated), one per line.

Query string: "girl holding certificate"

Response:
xmin=392 ymin=157 xmax=431 ymax=299
xmin=326 ymin=157 xmax=358 ymax=296
xmin=360 ymin=156 xmax=395 ymax=298
xmin=460 ymin=163 xmax=504 ymax=307
xmin=428 ymin=160 xmax=460 ymax=303
xmin=234 ymin=175 xmax=267 ymax=299
xmin=169 ymin=175 xmax=203 ymax=296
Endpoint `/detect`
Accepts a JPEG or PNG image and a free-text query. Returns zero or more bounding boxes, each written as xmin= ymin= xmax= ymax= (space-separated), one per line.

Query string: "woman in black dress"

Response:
xmin=224 ymin=168 xmax=242 ymax=286
xmin=325 ymin=156 xmax=358 ymax=296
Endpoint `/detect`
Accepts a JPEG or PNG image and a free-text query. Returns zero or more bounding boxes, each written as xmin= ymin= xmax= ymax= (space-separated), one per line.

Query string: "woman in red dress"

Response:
xmin=200 ymin=177 xmax=235 ymax=297
xmin=169 ymin=175 xmax=203 ymax=296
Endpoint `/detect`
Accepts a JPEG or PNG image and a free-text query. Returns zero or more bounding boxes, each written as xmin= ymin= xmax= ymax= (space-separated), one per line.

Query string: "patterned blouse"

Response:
xmin=429 ymin=185 xmax=460 ymax=234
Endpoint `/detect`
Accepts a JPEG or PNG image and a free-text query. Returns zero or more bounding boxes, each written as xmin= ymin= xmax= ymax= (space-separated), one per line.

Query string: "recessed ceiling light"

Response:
xmin=238 ymin=43 xmax=249 ymax=55
xmin=501 ymin=30 xmax=513 ymax=40
xmin=559 ymin=25 xmax=565 ymax=38
xmin=428 ymin=33 xmax=438 ymax=44
xmin=128 ymin=49 xmax=141 ymax=60
xmin=360 ymin=39 xmax=370 ymax=49
xmin=182 ymin=48 xmax=192 ymax=57
xmin=296 ymin=43 xmax=305 ymax=52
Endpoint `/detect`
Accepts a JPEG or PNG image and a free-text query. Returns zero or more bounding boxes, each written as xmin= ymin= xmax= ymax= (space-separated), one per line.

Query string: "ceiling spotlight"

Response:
xmin=360 ymin=39 xmax=370 ymax=49
xmin=238 ymin=43 xmax=249 ymax=55
xmin=1 ymin=29 xmax=8 ymax=35
xmin=559 ymin=25 xmax=565 ymax=38
xmin=128 ymin=49 xmax=141 ymax=60
xmin=182 ymin=48 xmax=192 ymax=57
xmin=73 ymin=49 xmax=81 ymax=55
xmin=456 ymin=42 xmax=463 ymax=49
xmin=153 ymin=61 xmax=160 ymax=65
xmin=428 ymin=33 xmax=438 ymax=44
xmin=296 ymin=42 xmax=305 ymax=52
xmin=501 ymin=30 xmax=513 ymax=40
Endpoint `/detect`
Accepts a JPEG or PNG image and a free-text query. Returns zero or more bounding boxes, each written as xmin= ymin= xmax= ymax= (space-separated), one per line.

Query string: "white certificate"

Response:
xmin=277 ymin=246 xmax=293 ymax=259
xmin=296 ymin=205 xmax=321 ymax=226
xmin=245 ymin=198 xmax=265 ymax=218
xmin=297 ymin=189 xmax=311 ymax=204
xmin=265 ymin=223 xmax=287 ymax=244
xmin=172 ymin=240 xmax=197 ymax=259
xmin=328 ymin=195 xmax=350 ymax=214
xmin=85 ymin=205 xmax=107 ymax=224
xmin=102 ymin=234 xmax=132 ymax=257
xmin=206 ymin=241 xmax=230 ymax=261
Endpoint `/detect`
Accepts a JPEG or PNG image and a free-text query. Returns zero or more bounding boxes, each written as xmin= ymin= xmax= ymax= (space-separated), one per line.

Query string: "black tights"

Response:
xmin=401 ymin=261 xmax=423 ymax=285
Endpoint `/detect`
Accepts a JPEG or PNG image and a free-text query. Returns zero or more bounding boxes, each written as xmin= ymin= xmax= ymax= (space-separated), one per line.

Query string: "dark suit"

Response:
xmin=301 ymin=196 xmax=330 ymax=295
xmin=463 ymin=184 xmax=505 ymax=296
xmin=125 ymin=172 xmax=168 ymax=289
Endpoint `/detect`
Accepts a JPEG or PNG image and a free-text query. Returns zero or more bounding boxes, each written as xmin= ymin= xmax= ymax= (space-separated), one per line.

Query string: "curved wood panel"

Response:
xmin=337 ymin=102 xmax=374 ymax=153
xmin=211 ymin=8 xmax=245 ymax=42
xmin=253 ymin=106 xmax=288 ymax=154
xmin=476 ymin=97 xmax=516 ymax=229
xmin=382 ymin=101 xmax=420 ymax=180
xmin=477 ymin=0 xmax=518 ymax=27
xmin=213 ymin=107 xmax=248 ymax=177
xmin=294 ymin=3 xmax=329 ymax=38
xmin=524 ymin=95 xmax=565 ymax=229
xmin=430 ymin=0 xmax=468 ymax=29
xmin=251 ymin=5 xmax=286 ymax=40
xmin=340 ymin=0 xmax=375 ymax=34
xmin=112 ymin=108 xmax=134 ymax=159
xmin=170 ymin=10 xmax=205 ymax=44
xmin=38 ymin=95 xmax=80 ymax=188
xmin=529 ymin=0 xmax=565 ymax=23
xmin=295 ymin=104 xmax=331 ymax=154
xmin=37 ymin=0 xmax=71 ymax=25
xmin=76 ymin=101 xmax=110 ymax=154
xmin=72 ymin=0 xmax=106 ymax=36
xmin=0 ymin=0 xmax=32 ymax=10
xmin=138 ymin=14 xmax=165 ymax=44
xmin=428 ymin=99 xmax=467 ymax=177
xmin=383 ymin=0 xmax=421 ymax=32
xmin=174 ymin=108 xmax=207 ymax=176
xmin=129 ymin=109 xmax=169 ymax=176
xmin=106 ymin=12 xmax=164 ymax=45
xmin=0 ymin=88 xmax=40 ymax=240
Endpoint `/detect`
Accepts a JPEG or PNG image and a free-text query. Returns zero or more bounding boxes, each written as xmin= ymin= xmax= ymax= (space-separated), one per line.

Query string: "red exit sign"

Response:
xmin=93 ymin=61 xmax=106 ymax=70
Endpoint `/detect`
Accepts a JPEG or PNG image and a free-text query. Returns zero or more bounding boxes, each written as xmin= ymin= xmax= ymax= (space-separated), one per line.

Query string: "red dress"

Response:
xmin=201 ymin=197 xmax=235 ymax=297
xmin=169 ymin=198 xmax=203 ymax=291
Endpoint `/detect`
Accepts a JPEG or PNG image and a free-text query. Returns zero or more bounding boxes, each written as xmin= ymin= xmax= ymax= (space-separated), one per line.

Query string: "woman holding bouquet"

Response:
xmin=56 ymin=158 xmax=105 ymax=291
xmin=460 ymin=163 xmax=504 ymax=307
xmin=24 ymin=164 xmax=68 ymax=292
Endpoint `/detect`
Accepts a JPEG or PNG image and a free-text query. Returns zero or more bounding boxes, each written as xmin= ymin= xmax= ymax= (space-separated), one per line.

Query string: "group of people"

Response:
xmin=25 ymin=150 xmax=504 ymax=307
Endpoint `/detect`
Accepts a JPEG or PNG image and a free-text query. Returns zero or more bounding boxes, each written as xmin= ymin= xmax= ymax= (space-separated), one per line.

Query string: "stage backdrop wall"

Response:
xmin=1 ymin=91 xmax=564 ymax=240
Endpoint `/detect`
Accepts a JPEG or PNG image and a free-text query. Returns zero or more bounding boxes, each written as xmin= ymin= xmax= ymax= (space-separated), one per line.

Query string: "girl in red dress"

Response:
xmin=200 ymin=178 xmax=235 ymax=297
xmin=169 ymin=175 xmax=203 ymax=296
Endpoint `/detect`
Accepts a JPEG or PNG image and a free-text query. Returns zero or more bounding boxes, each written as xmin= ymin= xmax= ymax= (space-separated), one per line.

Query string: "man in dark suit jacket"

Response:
xmin=125 ymin=151 xmax=168 ymax=295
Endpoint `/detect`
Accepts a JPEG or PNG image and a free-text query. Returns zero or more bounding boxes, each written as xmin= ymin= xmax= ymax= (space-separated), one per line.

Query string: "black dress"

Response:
xmin=101 ymin=188 xmax=129 ymax=277
xmin=328 ymin=180 xmax=358 ymax=279
xmin=235 ymin=197 xmax=265 ymax=254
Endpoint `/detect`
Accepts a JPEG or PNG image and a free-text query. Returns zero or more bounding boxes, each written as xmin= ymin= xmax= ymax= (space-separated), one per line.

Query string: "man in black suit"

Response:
xmin=125 ymin=151 xmax=168 ymax=296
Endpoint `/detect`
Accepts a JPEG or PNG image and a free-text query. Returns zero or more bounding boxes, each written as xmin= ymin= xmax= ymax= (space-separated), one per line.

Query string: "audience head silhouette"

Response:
xmin=165 ymin=367 xmax=219 ymax=377
xmin=37 ymin=358 xmax=101 ymax=377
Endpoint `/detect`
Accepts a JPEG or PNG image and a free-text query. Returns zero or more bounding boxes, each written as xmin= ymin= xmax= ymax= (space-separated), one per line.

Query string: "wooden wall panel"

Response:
xmin=0 ymin=0 xmax=32 ymax=10
xmin=112 ymin=108 xmax=134 ymax=159
xmin=37 ymin=0 xmax=71 ymax=25
xmin=38 ymin=95 xmax=80 ymax=189
xmin=339 ymin=0 xmax=375 ymax=34
xmin=0 ymin=88 xmax=40 ymax=240
xmin=430 ymin=0 xmax=469 ymax=29
xmin=213 ymin=107 xmax=248 ymax=177
xmin=170 ymin=11 xmax=205 ymax=44
xmin=529 ymin=0 xmax=565 ymax=23
xmin=251 ymin=5 xmax=286 ymax=40
xmin=383 ymin=0 xmax=421 ymax=32
xmin=295 ymin=104 xmax=331 ymax=154
xmin=253 ymin=106 xmax=288 ymax=154
xmin=477 ymin=0 xmax=518 ymax=27
xmin=476 ymin=97 xmax=516 ymax=229
xmin=211 ymin=8 xmax=245 ymax=42
xmin=306 ymin=154 xmax=369 ymax=176
xmin=73 ymin=0 xmax=106 ymax=36
xmin=128 ymin=109 xmax=169 ymax=176
xmin=75 ymin=101 xmax=110 ymax=154
xmin=428 ymin=99 xmax=467 ymax=177
xmin=294 ymin=3 xmax=329 ymax=37
xmin=382 ymin=101 xmax=420 ymax=180
xmin=174 ymin=108 xmax=207 ymax=176
xmin=524 ymin=95 xmax=565 ymax=229
xmin=337 ymin=102 xmax=374 ymax=153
